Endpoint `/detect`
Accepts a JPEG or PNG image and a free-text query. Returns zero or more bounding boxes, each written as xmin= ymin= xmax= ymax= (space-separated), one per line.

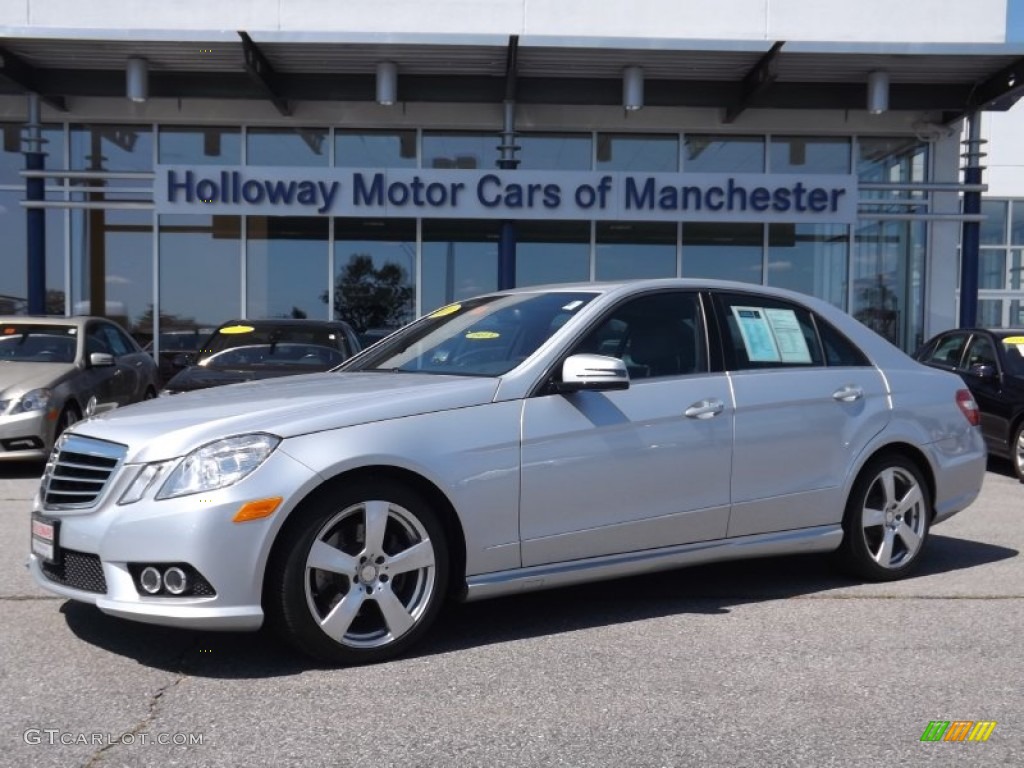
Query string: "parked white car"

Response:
xmin=29 ymin=280 xmax=986 ymax=664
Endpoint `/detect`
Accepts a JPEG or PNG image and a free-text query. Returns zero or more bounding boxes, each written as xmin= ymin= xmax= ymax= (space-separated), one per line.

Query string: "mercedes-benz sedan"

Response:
xmin=28 ymin=280 xmax=986 ymax=665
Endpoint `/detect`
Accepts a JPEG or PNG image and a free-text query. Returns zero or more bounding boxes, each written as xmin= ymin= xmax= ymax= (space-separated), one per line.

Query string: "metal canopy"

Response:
xmin=1 ymin=34 xmax=1023 ymax=118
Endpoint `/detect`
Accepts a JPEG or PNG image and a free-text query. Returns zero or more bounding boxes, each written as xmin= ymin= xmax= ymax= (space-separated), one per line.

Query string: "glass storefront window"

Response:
xmin=979 ymin=249 xmax=1007 ymax=290
xmin=857 ymin=136 xmax=928 ymax=213
xmin=70 ymin=124 xmax=153 ymax=191
xmin=70 ymin=207 xmax=153 ymax=340
xmin=1 ymin=123 xmax=65 ymax=186
xmin=246 ymin=128 xmax=328 ymax=166
xmin=516 ymin=221 xmax=591 ymax=286
xmin=596 ymin=222 xmax=677 ymax=279
xmin=852 ymin=220 xmax=926 ymax=349
xmin=1012 ymin=249 xmax=1024 ymax=290
xmin=421 ymin=219 xmax=499 ymax=311
xmin=335 ymin=130 xmax=417 ymax=168
xmin=769 ymin=136 xmax=850 ymax=174
xmin=158 ymin=215 xmax=241 ymax=332
xmin=517 ymin=133 xmax=592 ymax=170
xmin=0 ymin=190 xmax=66 ymax=314
xmin=333 ymin=218 xmax=417 ymax=337
xmin=246 ymin=217 xmax=329 ymax=319
xmin=767 ymin=223 xmax=848 ymax=309
xmin=596 ymin=134 xmax=678 ymax=171
xmin=1012 ymin=201 xmax=1024 ymax=245
xmin=423 ymin=132 xmax=495 ymax=170
xmin=158 ymin=127 xmax=241 ymax=165
xmin=977 ymin=298 xmax=1002 ymax=328
xmin=682 ymin=222 xmax=763 ymax=283
xmin=981 ymin=200 xmax=1008 ymax=245
xmin=683 ymin=135 xmax=764 ymax=173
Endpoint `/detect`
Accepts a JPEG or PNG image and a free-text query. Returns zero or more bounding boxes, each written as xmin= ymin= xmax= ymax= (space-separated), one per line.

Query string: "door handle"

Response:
xmin=684 ymin=399 xmax=725 ymax=419
xmin=832 ymin=385 xmax=863 ymax=403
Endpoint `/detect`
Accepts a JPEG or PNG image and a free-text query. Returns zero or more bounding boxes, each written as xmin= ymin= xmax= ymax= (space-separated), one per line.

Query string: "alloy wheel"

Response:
xmin=859 ymin=465 xmax=927 ymax=570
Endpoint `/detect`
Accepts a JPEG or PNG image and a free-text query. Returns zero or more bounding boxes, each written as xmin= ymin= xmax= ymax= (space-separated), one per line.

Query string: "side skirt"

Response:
xmin=462 ymin=525 xmax=843 ymax=602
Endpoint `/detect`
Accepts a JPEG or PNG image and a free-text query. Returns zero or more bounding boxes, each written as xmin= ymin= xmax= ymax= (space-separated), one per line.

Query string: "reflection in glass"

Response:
xmin=246 ymin=128 xmax=328 ymax=166
xmin=333 ymin=218 xmax=416 ymax=336
xmin=977 ymin=299 xmax=1002 ymax=328
xmin=516 ymin=221 xmax=590 ymax=287
xmin=70 ymin=124 xmax=153 ymax=190
xmin=158 ymin=127 xmax=241 ymax=165
xmin=1012 ymin=249 xmax=1023 ymax=290
xmin=159 ymin=215 xmax=241 ymax=331
xmin=684 ymin=135 xmax=764 ymax=173
xmin=769 ymin=136 xmax=850 ymax=174
xmin=852 ymin=220 xmax=926 ymax=349
xmin=335 ymin=130 xmax=417 ymax=168
xmin=421 ymin=220 xmax=499 ymax=312
xmin=596 ymin=134 xmax=678 ymax=171
xmin=682 ymin=222 xmax=763 ymax=284
xmin=246 ymin=217 xmax=329 ymax=320
xmin=857 ymin=136 xmax=928 ymax=213
xmin=422 ymin=133 xmax=493 ymax=169
xmin=768 ymin=224 xmax=848 ymax=308
xmin=596 ymin=222 xmax=676 ymax=279
xmin=1 ymin=123 xmax=65 ymax=186
xmin=70 ymin=207 xmax=153 ymax=339
xmin=0 ymin=190 xmax=66 ymax=314
xmin=979 ymin=249 xmax=1007 ymax=290
xmin=1012 ymin=202 xmax=1024 ymax=245
xmin=981 ymin=200 xmax=1008 ymax=245
xmin=517 ymin=134 xmax=592 ymax=170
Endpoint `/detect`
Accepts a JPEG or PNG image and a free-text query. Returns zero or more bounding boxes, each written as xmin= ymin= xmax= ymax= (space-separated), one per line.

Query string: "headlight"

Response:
xmin=9 ymin=388 xmax=51 ymax=414
xmin=156 ymin=433 xmax=280 ymax=500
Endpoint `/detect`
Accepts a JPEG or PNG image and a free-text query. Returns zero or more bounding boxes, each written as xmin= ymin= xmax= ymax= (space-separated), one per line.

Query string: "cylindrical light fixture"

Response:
xmin=126 ymin=57 xmax=149 ymax=103
xmin=376 ymin=61 xmax=398 ymax=106
xmin=623 ymin=66 xmax=644 ymax=111
xmin=867 ymin=70 xmax=889 ymax=115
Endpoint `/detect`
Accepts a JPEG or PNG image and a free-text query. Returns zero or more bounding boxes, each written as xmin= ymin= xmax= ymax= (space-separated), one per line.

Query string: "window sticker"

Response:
xmin=1001 ymin=335 xmax=1024 ymax=354
xmin=731 ymin=306 xmax=780 ymax=362
xmin=465 ymin=331 xmax=500 ymax=340
xmin=764 ymin=308 xmax=812 ymax=363
xmin=219 ymin=325 xmax=254 ymax=335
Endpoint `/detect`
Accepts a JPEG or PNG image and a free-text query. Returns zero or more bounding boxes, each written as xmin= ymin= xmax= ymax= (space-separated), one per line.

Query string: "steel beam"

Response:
xmin=237 ymin=31 xmax=291 ymax=116
xmin=724 ymin=41 xmax=784 ymax=123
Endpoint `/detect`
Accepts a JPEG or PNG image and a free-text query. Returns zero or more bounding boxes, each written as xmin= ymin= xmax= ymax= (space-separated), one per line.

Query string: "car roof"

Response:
xmin=0 ymin=315 xmax=96 ymax=328
xmin=213 ymin=318 xmax=353 ymax=330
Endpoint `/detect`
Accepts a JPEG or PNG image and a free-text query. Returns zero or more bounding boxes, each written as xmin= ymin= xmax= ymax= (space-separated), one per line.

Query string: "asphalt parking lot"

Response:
xmin=0 ymin=459 xmax=1021 ymax=768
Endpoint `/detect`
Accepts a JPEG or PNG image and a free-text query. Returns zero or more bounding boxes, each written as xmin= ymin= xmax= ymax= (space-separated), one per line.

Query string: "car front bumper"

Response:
xmin=29 ymin=446 xmax=322 ymax=631
xmin=0 ymin=409 xmax=52 ymax=460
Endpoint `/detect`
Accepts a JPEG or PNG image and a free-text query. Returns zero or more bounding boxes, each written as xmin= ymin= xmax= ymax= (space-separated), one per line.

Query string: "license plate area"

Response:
xmin=31 ymin=515 xmax=60 ymax=564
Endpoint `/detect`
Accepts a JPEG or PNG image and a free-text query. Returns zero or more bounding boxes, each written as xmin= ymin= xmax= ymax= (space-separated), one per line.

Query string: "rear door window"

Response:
xmin=713 ymin=292 xmax=823 ymax=370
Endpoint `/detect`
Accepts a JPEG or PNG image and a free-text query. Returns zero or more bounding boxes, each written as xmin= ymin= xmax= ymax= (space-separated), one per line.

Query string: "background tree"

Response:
xmin=322 ymin=254 xmax=414 ymax=333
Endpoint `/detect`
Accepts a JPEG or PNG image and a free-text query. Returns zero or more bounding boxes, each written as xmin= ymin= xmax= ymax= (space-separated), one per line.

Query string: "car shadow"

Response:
xmin=0 ymin=459 xmax=46 ymax=480
xmin=59 ymin=533 xmax=1017 ymax=679
xmin=986 ymin=455 xmax=1020 ymax=481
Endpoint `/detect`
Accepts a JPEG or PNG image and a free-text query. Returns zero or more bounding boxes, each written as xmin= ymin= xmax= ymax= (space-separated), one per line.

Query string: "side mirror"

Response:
xmin=555 ymin=354 xmax=630 ymax=393
xmin=968 ymin=363 xmax=997 ymax=379
xmin=89 ymin=352 xmax=114 ymax=368
xmin=171 ymin=353 xmax=194 ymax=369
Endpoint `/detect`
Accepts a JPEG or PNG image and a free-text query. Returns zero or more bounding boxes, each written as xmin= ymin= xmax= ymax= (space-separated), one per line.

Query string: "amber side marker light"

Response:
xmin=232 ymin=497 xmax=283 ymax=523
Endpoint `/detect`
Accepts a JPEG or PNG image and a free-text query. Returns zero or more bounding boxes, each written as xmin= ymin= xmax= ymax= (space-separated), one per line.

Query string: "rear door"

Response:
xmin=712 ymin=291 xmax=891 ymax=537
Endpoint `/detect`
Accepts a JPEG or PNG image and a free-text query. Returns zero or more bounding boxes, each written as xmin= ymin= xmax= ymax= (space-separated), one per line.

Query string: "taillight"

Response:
xmin=956 ymin=389 xmax=980 ymax=427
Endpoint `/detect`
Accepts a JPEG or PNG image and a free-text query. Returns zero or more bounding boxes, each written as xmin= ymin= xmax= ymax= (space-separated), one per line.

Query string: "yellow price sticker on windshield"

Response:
xmin=429 ymin=303 xmax=461 ymax=318
xmin=466 ymin=331 xmax=500 ymax=340
xmin=1001 ymin=336 xmax=1024 ymax=344
xmin=219 ymin=325 xmax=255 ymax=335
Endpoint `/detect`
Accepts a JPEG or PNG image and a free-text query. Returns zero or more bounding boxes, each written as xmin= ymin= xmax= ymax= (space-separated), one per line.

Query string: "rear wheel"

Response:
xmin=266 ymin=480 xmax=449 ymax=665
xmin=1012 ymin=422 xmax=1024 ymax=482
xmin=54 ymin=404 xmax=80 ymax=442
xmin=837 ymin=454 xmax=930 ymax=581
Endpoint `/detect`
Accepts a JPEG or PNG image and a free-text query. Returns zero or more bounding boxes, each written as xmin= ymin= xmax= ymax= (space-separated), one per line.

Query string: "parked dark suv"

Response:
xmin=161 ymin=319 xmax=360 ymax=395
xmin=916 ymin=328 xmax=1024 ymax=480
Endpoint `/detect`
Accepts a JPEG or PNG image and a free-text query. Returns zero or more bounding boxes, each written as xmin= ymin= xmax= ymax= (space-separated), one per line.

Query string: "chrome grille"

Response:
xmin=42 ymin=434 xmax=127 ymax=509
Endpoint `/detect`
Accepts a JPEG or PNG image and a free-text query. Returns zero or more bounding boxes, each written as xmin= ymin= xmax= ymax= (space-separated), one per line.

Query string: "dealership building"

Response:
xmin=3 ymin=0 xmax=1024 ymax=352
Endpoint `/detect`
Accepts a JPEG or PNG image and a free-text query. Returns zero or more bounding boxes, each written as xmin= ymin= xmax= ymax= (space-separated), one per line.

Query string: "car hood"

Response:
xmin=0 ymin=362 xmax=77 ymax=397
xmin=70 ymin=372 xmax=501 ymax=463
xmin=164 ymin=365 xmax=327 ymax=392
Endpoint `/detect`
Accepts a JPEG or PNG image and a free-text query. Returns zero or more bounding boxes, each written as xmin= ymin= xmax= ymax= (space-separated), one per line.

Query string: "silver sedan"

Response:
xmin=28 ymin=280 xmax=987 ymax=665
xmin=1 ymin=316 xmax=159 ymax=460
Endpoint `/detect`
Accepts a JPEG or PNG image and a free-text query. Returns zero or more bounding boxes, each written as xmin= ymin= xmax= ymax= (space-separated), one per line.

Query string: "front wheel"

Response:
xmin=1012 ymin=422 xmax=1024 ymax=483
xmin=266 ymin=480 xmax=449 ymax=665
xmin=837 ymin=455 xmax=931 ymax=581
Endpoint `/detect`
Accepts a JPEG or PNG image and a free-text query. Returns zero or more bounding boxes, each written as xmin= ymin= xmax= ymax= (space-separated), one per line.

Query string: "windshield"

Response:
xmin=1000 ymin=335 xmax=1024 ymax=375
xmin=345 ymin=291 xmax=596 ymax=376
xmin=198 ymin=324 xmax=352 ymax=368
xmin=0 ymin=324 xmax=78 ymax=363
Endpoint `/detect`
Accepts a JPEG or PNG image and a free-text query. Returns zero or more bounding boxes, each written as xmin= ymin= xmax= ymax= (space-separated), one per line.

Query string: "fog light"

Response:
xmin=163 ymin=566 xmax=189 ymax=595
xmin=139 ymin=566 xmax=162 ymax=594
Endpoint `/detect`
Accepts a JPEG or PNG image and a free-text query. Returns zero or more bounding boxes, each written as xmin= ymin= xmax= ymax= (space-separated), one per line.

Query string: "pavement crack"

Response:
xmin=0 ymin=594 xmax=63 ymax=601
xmin=82 ymin=639 xmax=198 ymax=768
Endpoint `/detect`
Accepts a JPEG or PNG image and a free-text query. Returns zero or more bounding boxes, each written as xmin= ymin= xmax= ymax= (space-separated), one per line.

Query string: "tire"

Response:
xmin=1012 ymin=422 xmax=1024 ymax=483
xmin=143 ymin=387 xmax=157 ymax=400
xmin=836 ymin=454 xmax=931 ymax=581
xmin=265 ymin=480 xmax=449 ymax=666
xmin=54 ymin=404 xmax=80 ymax=443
